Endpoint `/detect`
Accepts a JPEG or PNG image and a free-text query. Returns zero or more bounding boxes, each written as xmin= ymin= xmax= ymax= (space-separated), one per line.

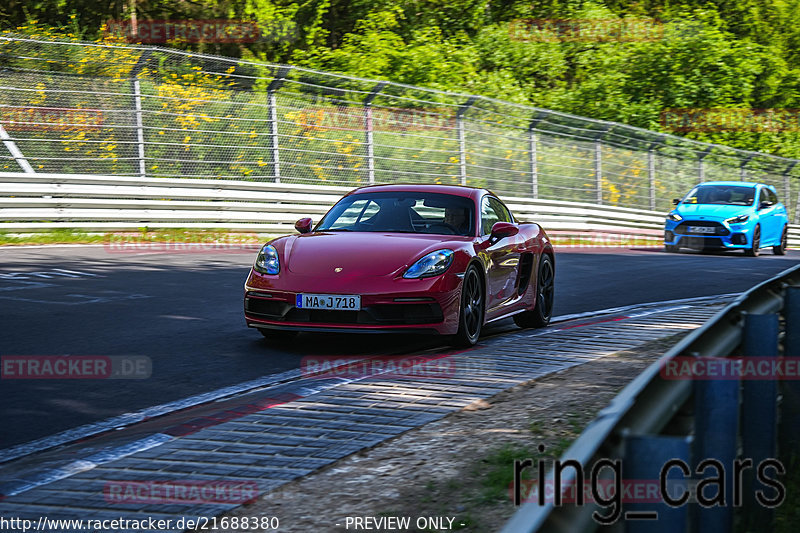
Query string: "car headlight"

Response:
xmin=666 ymin=212 xmax=682 ymax=222
xmin=254 ymin=244 xmax=280 ymax=275
xmin=403 ymin=249 xmax=454 ymax=279
xmin=725 ymin=214 xmax=749 ymax=225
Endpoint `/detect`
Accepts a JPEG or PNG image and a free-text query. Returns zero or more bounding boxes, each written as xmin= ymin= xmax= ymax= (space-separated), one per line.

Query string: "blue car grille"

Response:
xmin=681 ymin=236 xmax=724 ymax=249
xmin=674 ymin=221 xmax=730 ymax=236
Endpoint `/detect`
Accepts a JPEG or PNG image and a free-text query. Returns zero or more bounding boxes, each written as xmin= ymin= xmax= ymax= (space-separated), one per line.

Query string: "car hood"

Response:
xmin=279 ymin=232 xmax=471 ymax=277
xmin=675 ymin=204 xmax=753 ymax=220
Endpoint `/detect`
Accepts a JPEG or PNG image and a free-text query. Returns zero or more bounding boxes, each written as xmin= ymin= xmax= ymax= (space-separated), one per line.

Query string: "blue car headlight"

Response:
xmin=725 ymin=214 xmax=749 ymax=225
xmin=403 ymin=249 xmax=454 ymax=279
xmin=254 ymin=244 xmax=280 ymax=275
xmin=666 ymin=212 xmax=682 ymax=222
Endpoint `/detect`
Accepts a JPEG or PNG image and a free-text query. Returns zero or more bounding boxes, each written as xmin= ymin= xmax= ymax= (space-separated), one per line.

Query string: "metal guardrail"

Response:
xmin=1 ymin=35 xmax=799 ymax=222
xmin=501 ymin=264 xmax=800 ymax=532
xmin=2 ymin=172 xmax=799 ymax=249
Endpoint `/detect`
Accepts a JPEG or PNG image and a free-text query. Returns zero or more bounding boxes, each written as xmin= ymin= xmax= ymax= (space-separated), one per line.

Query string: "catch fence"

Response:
xmin=1 ymin=34 xmax=799 ymax=222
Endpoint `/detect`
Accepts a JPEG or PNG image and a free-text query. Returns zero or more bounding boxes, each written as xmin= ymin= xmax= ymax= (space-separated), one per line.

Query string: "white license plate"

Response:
xmin=296 ymin=293 xmax=361 ymax=311
xmin=688 ymin=226 xmax=715 ymax=234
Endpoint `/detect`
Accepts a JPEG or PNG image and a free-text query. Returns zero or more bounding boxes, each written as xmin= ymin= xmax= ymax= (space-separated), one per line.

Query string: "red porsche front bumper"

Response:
xmin=244 ymin=269 xmax=464 ymax=335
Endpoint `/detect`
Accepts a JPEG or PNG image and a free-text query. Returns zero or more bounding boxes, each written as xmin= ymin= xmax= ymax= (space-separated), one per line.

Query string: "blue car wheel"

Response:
xmin=773 ymin=226 xmax=788 ymax=255
xmin=744 ymin=225 xmax=760 ymax=257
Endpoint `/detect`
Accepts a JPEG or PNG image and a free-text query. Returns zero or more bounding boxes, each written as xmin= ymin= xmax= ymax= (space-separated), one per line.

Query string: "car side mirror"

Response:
xmin=295 ymin=217 xmax=313 ymax=234
xmin=758 ymin=201 xmax=773 ymax=210
xmin=490 ymin=221 xmax=519 ymax=240
xmin=672 ymin=198 xmax=681 ymax=205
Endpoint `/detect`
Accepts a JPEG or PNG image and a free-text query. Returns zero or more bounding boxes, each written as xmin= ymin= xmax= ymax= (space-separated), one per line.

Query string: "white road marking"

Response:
xmin=0 ymin=269 xmax=101 ymax=280
xmin=0 ymin=293 xmax=150 ymax=305
xmin=0 ymin=280 xmax=56 ymax=292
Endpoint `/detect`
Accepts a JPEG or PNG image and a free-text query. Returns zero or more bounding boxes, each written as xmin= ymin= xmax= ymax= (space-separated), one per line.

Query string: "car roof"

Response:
xmin=694 ymin=181 xmax=778 ymax=193
xmin=347 ymin=183 xmax=489 ymax=199
xmin=696 ymin=181 xmax=761 ymax=187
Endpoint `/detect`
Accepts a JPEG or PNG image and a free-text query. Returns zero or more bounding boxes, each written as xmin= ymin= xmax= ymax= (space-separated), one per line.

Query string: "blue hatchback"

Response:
xmin=664 ymin=181 xmax=789 ymax=256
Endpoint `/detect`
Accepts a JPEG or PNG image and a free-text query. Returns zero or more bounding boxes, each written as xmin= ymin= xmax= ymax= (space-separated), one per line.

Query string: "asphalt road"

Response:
xmin=1 ymin=245 xmax=798 ymax=450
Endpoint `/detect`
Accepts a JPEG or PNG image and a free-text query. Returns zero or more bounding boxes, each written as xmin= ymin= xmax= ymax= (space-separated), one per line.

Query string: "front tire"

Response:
xmin=664 ymin=244 xmax=678 ymax=253
xmin=745 ymin=225 xmax=761 ymax=257
xmin=451 ymin=265 xmax=484 ymax=347
xmin=773 ymin=226 xmax=788 ymax=255
xmin=514 ymin=254 xmax=554 ymax=329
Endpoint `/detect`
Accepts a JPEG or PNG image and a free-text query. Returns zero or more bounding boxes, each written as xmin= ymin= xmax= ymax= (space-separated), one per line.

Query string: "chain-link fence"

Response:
xmin=1 ymin=34 xmax=799 ymax=221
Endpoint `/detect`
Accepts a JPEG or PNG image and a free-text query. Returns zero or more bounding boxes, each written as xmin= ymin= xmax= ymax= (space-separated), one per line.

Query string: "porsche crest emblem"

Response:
xmin=334 ymin=267 xmax=343 ymax=273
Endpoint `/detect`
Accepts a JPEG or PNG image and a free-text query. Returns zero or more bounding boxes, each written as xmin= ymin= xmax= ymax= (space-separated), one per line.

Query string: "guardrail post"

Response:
xmin=741 ymin=312 xmax=780 ymax=531
xmin=267 ymin=67 xmax=292 ymax=183
xmin=529 ymin=113 xmax=543 ymax=199
xmin=131 ymin=50 xmax=152 ymax=178
xmin=693 ymin=370 xmax=739 ymax=533
xmin=363 ymin=82 xmax=387 ymax=186
xmin=456 ymin=96 xmax=477 ymax=186
xmin=781 ymin=287 xmax=800 ymax=464
xmin=624 ymin=435 xmax=691 ymax=533
xmin=0 ymin=124 xmax=35 ymax=174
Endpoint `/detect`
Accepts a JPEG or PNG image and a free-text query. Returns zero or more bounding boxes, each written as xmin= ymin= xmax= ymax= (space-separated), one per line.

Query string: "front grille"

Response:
xmin=246 ymin=291 xmax=445 ymax=326
xmin=245 ymin=296 xmax=290 ymax=319
xmin=681 ymin=236 xmax=724 ymax=249
xmin=674 ymin=221 xmax=730 ymax=236
xmin=367 ymin=304 xmax=444 ymax=324
xmin=273 ymin=303 xmax=443 ymax=325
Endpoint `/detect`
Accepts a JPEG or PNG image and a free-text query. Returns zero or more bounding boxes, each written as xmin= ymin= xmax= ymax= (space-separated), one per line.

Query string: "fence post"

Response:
xmin=739 ymin=155 xmax=754 ymax=183
xmin=0 ymin=124 xmax=35 ymax=174
xmin=594 ymin=141 xmax=602 ymax=204
xmin=456 ymin=96 xmax=477 ymax=186
xmin=741 ymin=312 xmax=780 ymax=532
xmin=781 ymin=288 xmax=800 ymax=465
xmin=796 ymin=186 xmax=800 ymax=225
xmin=783 ymin=161 xmax=800 ymax=224
xmin=624 ymin=434 xmax=691 ymax=533
xmin=133 ymin=79 xmax=146 ymax=177
xmin=697 ymin=147 xmax=712 ymax=184
xmin=648 ymin=144 xmax=657 ymax=210
xmin=131 ymin=50 xmax=152 ymax=178
xmin=593 ymin=127 xmax=610 ymax=205
xmin=267 ymin=66 xmax=291 ymax=183
xmin=528 ymin=113 xmax=542 ymax=199
xmin=783 ymin=163 xmax=796 ymax=203
xmin=693 ymin=372 xmax=739 ymax=533
xmin=363 ymin=82 xmax=387 ymax=186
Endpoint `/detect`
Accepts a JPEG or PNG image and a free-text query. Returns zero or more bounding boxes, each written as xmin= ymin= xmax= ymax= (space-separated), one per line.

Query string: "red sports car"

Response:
xmin=244 ymin=184 xmax=555 ymax=346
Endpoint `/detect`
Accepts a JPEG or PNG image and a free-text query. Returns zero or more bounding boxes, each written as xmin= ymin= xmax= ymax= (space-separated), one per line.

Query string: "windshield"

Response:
xmin=681 ymin=185 xmax=756 ymax=206
xmin=316 ymin=192 xmax=475 ymax=236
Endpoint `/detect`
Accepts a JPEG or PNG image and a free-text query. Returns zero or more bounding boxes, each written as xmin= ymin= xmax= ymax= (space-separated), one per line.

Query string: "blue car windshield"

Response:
xmin=316 ymin=192 xmax=475 ymax=236
xmin=682 ymin=185 xmax=756 ymax=206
